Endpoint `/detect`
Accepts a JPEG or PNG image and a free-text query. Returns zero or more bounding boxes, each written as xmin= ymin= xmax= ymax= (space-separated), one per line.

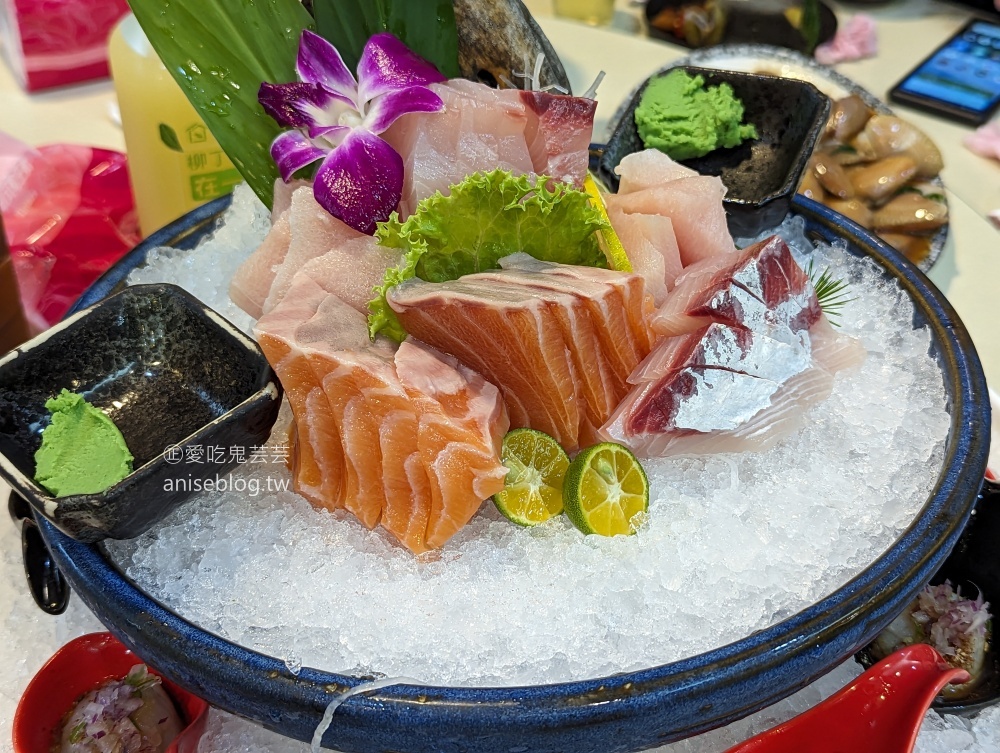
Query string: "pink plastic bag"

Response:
xmin=0 ymin=133 xmax=139 ymax=330
xmin=0 ymin=0 xmax=129 ymax=91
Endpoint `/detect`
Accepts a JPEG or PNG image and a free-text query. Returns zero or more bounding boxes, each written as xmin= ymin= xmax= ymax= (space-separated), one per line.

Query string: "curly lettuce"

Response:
xmin=368 ymin=170 xmax=609 ymax=341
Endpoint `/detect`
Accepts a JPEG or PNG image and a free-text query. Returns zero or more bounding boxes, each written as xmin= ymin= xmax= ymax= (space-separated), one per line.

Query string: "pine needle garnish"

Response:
xmin=807 ymin=261 xmax=854 ymax=326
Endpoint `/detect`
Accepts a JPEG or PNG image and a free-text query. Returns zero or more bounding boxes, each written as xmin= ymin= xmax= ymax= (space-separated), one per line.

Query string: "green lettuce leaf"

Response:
xmin=313 ymin=0 xmax=460 ymax=77
xmin=368 ymin=170 xmax=609 ymax=342
xmin=129 ymin=0 xmax=314 ymax=208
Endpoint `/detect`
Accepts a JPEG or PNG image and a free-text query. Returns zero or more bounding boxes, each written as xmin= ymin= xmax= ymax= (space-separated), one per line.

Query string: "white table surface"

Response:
xmin=1 ymin=2 xmax=1000 ymax=749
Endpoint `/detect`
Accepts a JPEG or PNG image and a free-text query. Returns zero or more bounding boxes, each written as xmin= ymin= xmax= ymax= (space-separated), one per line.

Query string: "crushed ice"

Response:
xmin=4 ymin=186 xmax=994 ymax=753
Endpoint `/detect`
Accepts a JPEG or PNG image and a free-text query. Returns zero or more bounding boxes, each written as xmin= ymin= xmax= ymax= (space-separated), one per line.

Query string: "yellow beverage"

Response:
xmin=109 ymin=14 xmax=242 ymax=236
xmin=553 ymin=0 xmax=615 ymax=26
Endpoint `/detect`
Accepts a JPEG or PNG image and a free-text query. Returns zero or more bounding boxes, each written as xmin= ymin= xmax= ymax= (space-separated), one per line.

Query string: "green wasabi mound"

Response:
xmin=634 ymin=69 xmax=758 ymax=161
xmin=34 ymin=389 xmax=134 ymax=497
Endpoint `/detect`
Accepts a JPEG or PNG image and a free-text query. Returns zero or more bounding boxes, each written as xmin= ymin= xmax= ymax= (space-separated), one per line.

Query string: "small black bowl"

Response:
xmin=597 ymin=66 xmax=830 ymax=237
xmin=0 ymin=283 xmax=282 ymax=543
xmin=856 ymin=479 xmax=1000 ymax=715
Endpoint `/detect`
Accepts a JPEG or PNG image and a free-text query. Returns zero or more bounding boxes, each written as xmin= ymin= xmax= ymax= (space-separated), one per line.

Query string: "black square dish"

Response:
xmin=0 ymin=283 xmax=282 ymax=543
xmin=597 ymin=66 xmax=831 ymax=237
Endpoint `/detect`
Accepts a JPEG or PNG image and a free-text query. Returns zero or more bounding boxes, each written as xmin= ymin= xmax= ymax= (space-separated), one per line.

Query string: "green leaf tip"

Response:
xmin=807 ymin=260 xmax=854 ymax=327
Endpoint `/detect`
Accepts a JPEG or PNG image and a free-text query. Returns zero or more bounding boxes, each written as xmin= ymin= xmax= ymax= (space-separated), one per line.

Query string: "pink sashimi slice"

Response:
xmin=519 ymin=89 xmax=596 ymax=188
xmin=605 ymin=175 xmax=735 ymax=267
xmin=290 ymin=236 xmax=403 ymax=316
xmin=614 ymin=149 xmax=697 ymax=194
xmin=395 ymin=338 xmax=509 ymax=549
xmin=607 ymin=207 xmax=682 ymax=303
xmin=271 ymin=177 xmax=310 ymax=223
xmin=230 ymin=210 xmax=292 ymax=320
xmin=382 ymin=80 xmax=597 ymax=217
xmin=262 ymin=187 xmax=368 ymax=315
xmin=651 ymin=235 xmax=821 ymax=339
xmin=382 ymin=80 xmax=534 ymax=218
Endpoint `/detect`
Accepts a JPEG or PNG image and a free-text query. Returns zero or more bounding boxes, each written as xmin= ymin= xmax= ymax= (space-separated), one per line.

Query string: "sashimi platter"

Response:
xmin=23 ymin=1 xmax=990 ymax=751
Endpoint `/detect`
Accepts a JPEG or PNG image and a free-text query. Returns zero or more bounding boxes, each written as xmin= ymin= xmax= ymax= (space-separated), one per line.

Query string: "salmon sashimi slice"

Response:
xmin=256 ymin=277 xmax=508 ymax=553
xmin=468 ymin=269 xmax=618 ymax=442
xmin=388 ymin=277 xmax=582 ymax=449
xmin=395 ymin=339 xmax=509 ymax=549
xmin=614 ymin=149 xmax=698 ymax=195
xmin=498 ymin=254 xmax=656 ymax=371
xmin=254 ymin=278 xmax=372 ymax=508
xmin=377 ymin=409 xmax=433 ymax=554
xmin=651 ymin=235 xmax=821 ymax=339
xmin=605 ymin=175 xmax=735 ymax=267
xmin=230 ymin=210 xmax=292 ymax=320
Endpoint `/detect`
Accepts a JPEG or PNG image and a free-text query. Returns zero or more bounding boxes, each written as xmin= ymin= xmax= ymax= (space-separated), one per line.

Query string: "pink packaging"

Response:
xmin=0 ymin=0 xmax=129 ymax=91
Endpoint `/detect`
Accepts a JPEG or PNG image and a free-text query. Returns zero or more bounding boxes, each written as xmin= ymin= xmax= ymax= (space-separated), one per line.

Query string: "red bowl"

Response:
xmin=12 ymin=632 xmax=210 ymax=753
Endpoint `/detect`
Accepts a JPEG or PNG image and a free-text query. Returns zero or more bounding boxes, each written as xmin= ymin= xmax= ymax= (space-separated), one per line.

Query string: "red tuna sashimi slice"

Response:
xmin=395 ymin=339 xmax=509 ymax=549
xmin=389 ymin=278 xmax=581 ymax=449
xmin=603 ymin=320 xmax=863 ymax=457
xmin=605 ymin=175 xmax=734 ymax=267
xmin=651 ymin=235 xmax=821 ymax=339
xmin=519 ymin=90 xmax=596 ymax=188
xmin=262 ymin=188 xmax=368 ymax=315
xmin=230 ymin=210 xmax=292 ymax=320
xmin=614 ymin=149 xmax=697 ymax=194
xmin=607 ymin=207 xmax=683 ymax=303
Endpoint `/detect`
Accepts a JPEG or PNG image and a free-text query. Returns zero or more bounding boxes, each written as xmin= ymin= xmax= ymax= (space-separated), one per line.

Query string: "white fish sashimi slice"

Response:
xmin=606 ymin=176 xmax=735 ymax=267
xmin=230 ymin=210 xmax=292 ymax=319
xmin=607 ymin=207 xmax=681 ymax=303
xmin=271 ymin=177 xmax=310 ymax=223
xmin=382 ymin=80 xmax=534 ymax=217
xmin=262 ymin=187 xmax=367 ymax=315
xmin=614 ymin=149 xmax=697 ymax=194
xmin=292 ymin=236 xmax=403 ymax=316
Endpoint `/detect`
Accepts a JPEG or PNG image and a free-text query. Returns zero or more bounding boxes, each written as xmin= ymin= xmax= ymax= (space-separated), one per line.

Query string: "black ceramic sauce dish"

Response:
xmin=21 ymin=194 xmax=991 ymax=753
xmin=596 ymin=66 xmax=830 ymax=237
xmin=0 ymin=283 xmax=282 ymax=543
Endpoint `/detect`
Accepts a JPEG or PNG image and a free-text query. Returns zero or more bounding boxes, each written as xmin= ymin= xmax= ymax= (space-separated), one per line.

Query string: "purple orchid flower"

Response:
xmin=258 ymin=31 xmax=446 ymax=234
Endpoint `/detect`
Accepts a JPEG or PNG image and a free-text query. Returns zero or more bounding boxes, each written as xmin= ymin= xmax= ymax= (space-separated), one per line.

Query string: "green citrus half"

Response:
xmin=564 ymin=443 xmax=649 ymax=536
xmin=492 ymin=429 xmax=570 ymax=526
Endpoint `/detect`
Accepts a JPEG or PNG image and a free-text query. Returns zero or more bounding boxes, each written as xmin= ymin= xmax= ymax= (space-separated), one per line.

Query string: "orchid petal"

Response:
xmin=307 ymin=124 xmax=352 ymax=142
xmin=270 ymin=130 xmax=326 ymax=182
xmin=356 ymin=32 xmax=447 ymax=104
xmin=258 ymin=81 xmax=348 ymax=129
xmin=363 ymin=86 xmax=445 ymax=135
xmin=312 ymin=129 xmax=404 ymax=235
xmin=296 ymin=29 xmax=358 ymax=103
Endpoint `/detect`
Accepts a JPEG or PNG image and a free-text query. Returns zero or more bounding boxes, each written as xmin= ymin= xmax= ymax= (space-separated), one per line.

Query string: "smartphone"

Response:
xmin=888 ymin=19 xmax=1000 ymax=126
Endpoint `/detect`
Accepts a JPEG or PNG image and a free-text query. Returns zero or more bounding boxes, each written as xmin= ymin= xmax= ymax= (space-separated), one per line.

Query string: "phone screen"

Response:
xmin=894 ymin=21 xmax=1000 ymax=117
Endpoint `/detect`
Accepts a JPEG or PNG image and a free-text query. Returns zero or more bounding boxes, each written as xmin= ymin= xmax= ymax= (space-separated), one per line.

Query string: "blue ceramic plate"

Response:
xmin=31 ymin=195 xmax=990 ymax=753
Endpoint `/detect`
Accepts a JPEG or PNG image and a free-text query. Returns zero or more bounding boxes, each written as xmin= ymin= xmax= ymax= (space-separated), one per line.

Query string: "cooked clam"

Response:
xmin=826 ymin=95 xmax=871 ymax=143
xmin=847 ymin=156 xmax=918 ymax=203
xmin=861 ymin=115 xmax=944 ymax=179
xmin=872 ymin=192 xmax=948 ymax=234
xmin=798 ymin=168 xmax=824 ymax=200
xmin=812 ymin=154 xmax=854 ymax=199
xmin=825 ymin=198 xmax=873 ymax=228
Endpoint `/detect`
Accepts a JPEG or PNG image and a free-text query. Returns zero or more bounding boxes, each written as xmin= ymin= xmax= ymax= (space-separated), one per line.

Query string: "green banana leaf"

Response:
xmin=128 ymin=0 xmax=315 ymax=209
xmin=313 ymin=0 xmax=460 ymax=77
